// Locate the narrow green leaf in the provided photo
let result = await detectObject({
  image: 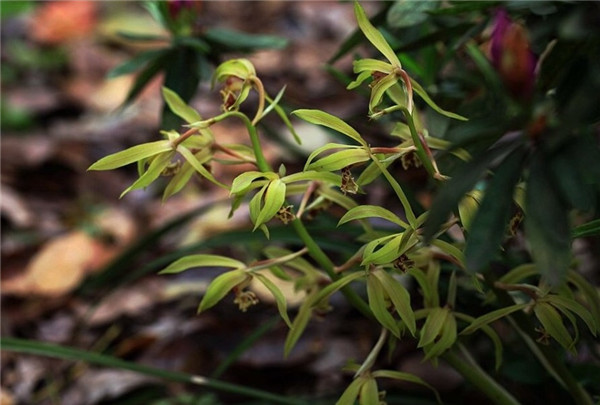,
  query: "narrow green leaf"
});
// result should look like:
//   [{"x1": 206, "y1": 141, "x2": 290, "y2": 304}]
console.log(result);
[
  {"x1": 431, "y1": 239, "x2": 465, "y2": 269},
  {"x1": 88, "y1": 140, "x2": 172, "y2": 170},
  {"x1": 423, "y1": 314, "x2": 457, "y2": 360},
  {"x1": 461, "y1": 303, "x2": 528, "y2": 335},
  {"x1": 308, "y1": 148, "x2": 370, "y2": 172},
  {"x1": 369, "y1": 73, "x2": 400, "y2": 114},
  {"x1": 335, "y1": 377, "x2": 364, "y2": 405},
  {"x1": 362, "y1": 234, "x2": 403, "y2": 266},
  {"x1": 372, "y1": 370, "x2": 441, "y2": 403},
  {"x1": 410, "y1": 78, "x2": 468, "y2": 121},
  {"x1": 120, "y1": 151, "x2": 174, "y2": 198},
  {"x1": 204, "y1": 28, "x2": 288, "y2": 51},
  {"x1": 317, "y1": 186, "x2": 360, "y2": 212},
  {"x1": 567, "y1": 272, "x2": 600, "y2": 330},
  {"x1": 162, "y1": 87, "x2": 202, "y2": 124},
  {"x1": 1, "y1": 338, "x2": 310, "y2": 405},
  {"x1": 499, "y1": 263, "x2": 538, "y2": 284},
  {"x1": 284, "y1": 299, "x2": 313, "y2": 357},
  {"x1": 313, "y1": 272, "x2": 365, "y2": 307},
  {"x1": 354, "y1": 2, "x2": 401, "y2": 67},
  {"x1": 339, "y1": 205, "x2": 408, "y2": 228},
  {"x1": 163, "y1": 161, "x2": 195, "y2": 201},
  {"x1": 465, "y1": 147, "x2": 526, "y2": 272},
  {"x1": 198, "y1": 270, "x2": 248, "y2": 313},
  {"x1": 458, "y1": 190, "x2": 482, "y2": 231},
  {"x1": 356, "y1": 157, "x2": 389, "y2": 187},
  {"x1": 260, "y1": 86, "x2": 286, "y2": 120},
  {"x1": 353, "y1": 58, "x2": 394, "y2": 74},
  {"x1": 454, "y1": 312, "x2": 503, "y2": 370},
  {"x1": 408, "y1": 268, "x2": 436, "y2": 309},
  {"x1": 424, "y1": 142, "x2": 516, "y2": 242},
  {"x1": 281, "y1": 171, "x2": 341, "y2": 186},
  {"x1": 367, "y1": 275, "x2": 401, "y2": 337},
  {"x1": 525, "y1": 151, "x2": 571, "y2": 286},
  {"x1": 304, "y1": 143, "x2": 359, "y2": 171},
  {"x1": 230, "y1": 171, "x2": 272, "y2": 194},
  {"x1": 249, "y1": 186, "x2": 266, "y2": 228},
  {"x1": 418, "y1": 307, "x2": 449, "y2": 348},
  {"x1": 159, "y1": 254, "x2": 245, "y2": 275},
  {"x1": 265, "y1": 93, "x2": 302, "y2": 145},
  {"x1": 254, "y1": 179, "x2": 286, "y2": 230},
  {"x1": 359, "y1": 377, "x2": 379, "y2": 405},
  {"x1": 572, "y1": 219, "x2": 600, "y2": 239},
  {"x1": 253, "y1": 272, "x2": 292, "y2": 328},
  {"x1": 387, "y1": 0, "x2": 437, "y2": 28},
  {"x1": 534, "y1": 302, "x2": 575, "y2": 353},
  {"x1": 107, "y1": 49, "x2": 167, "y2": 78},
  {"x1": 373, "y1": 270, "x2": 416, "y2": 336},
  {"x1": 177, "y1": 146, "x2": 228, "y2": 189},
  {"x1": 347, "y1": 70, "x2": 373, "y2": 90},
  {"x1": 545, "y1": 295, "x2": 597, "y2": 336},
  {"x1": 293, "y1": 109, "x2": 367, "y2": 147},
  {"x1": 123, "y1": 50, "x2": 170, "y2": 105}
]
